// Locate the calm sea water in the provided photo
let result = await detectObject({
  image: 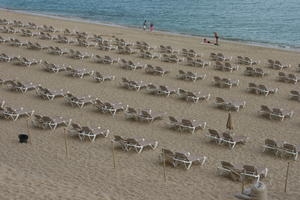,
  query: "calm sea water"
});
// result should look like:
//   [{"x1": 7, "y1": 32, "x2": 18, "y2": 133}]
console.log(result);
[{"x1": 0, "y1": 0, "x2": 300, "y2": 50}]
